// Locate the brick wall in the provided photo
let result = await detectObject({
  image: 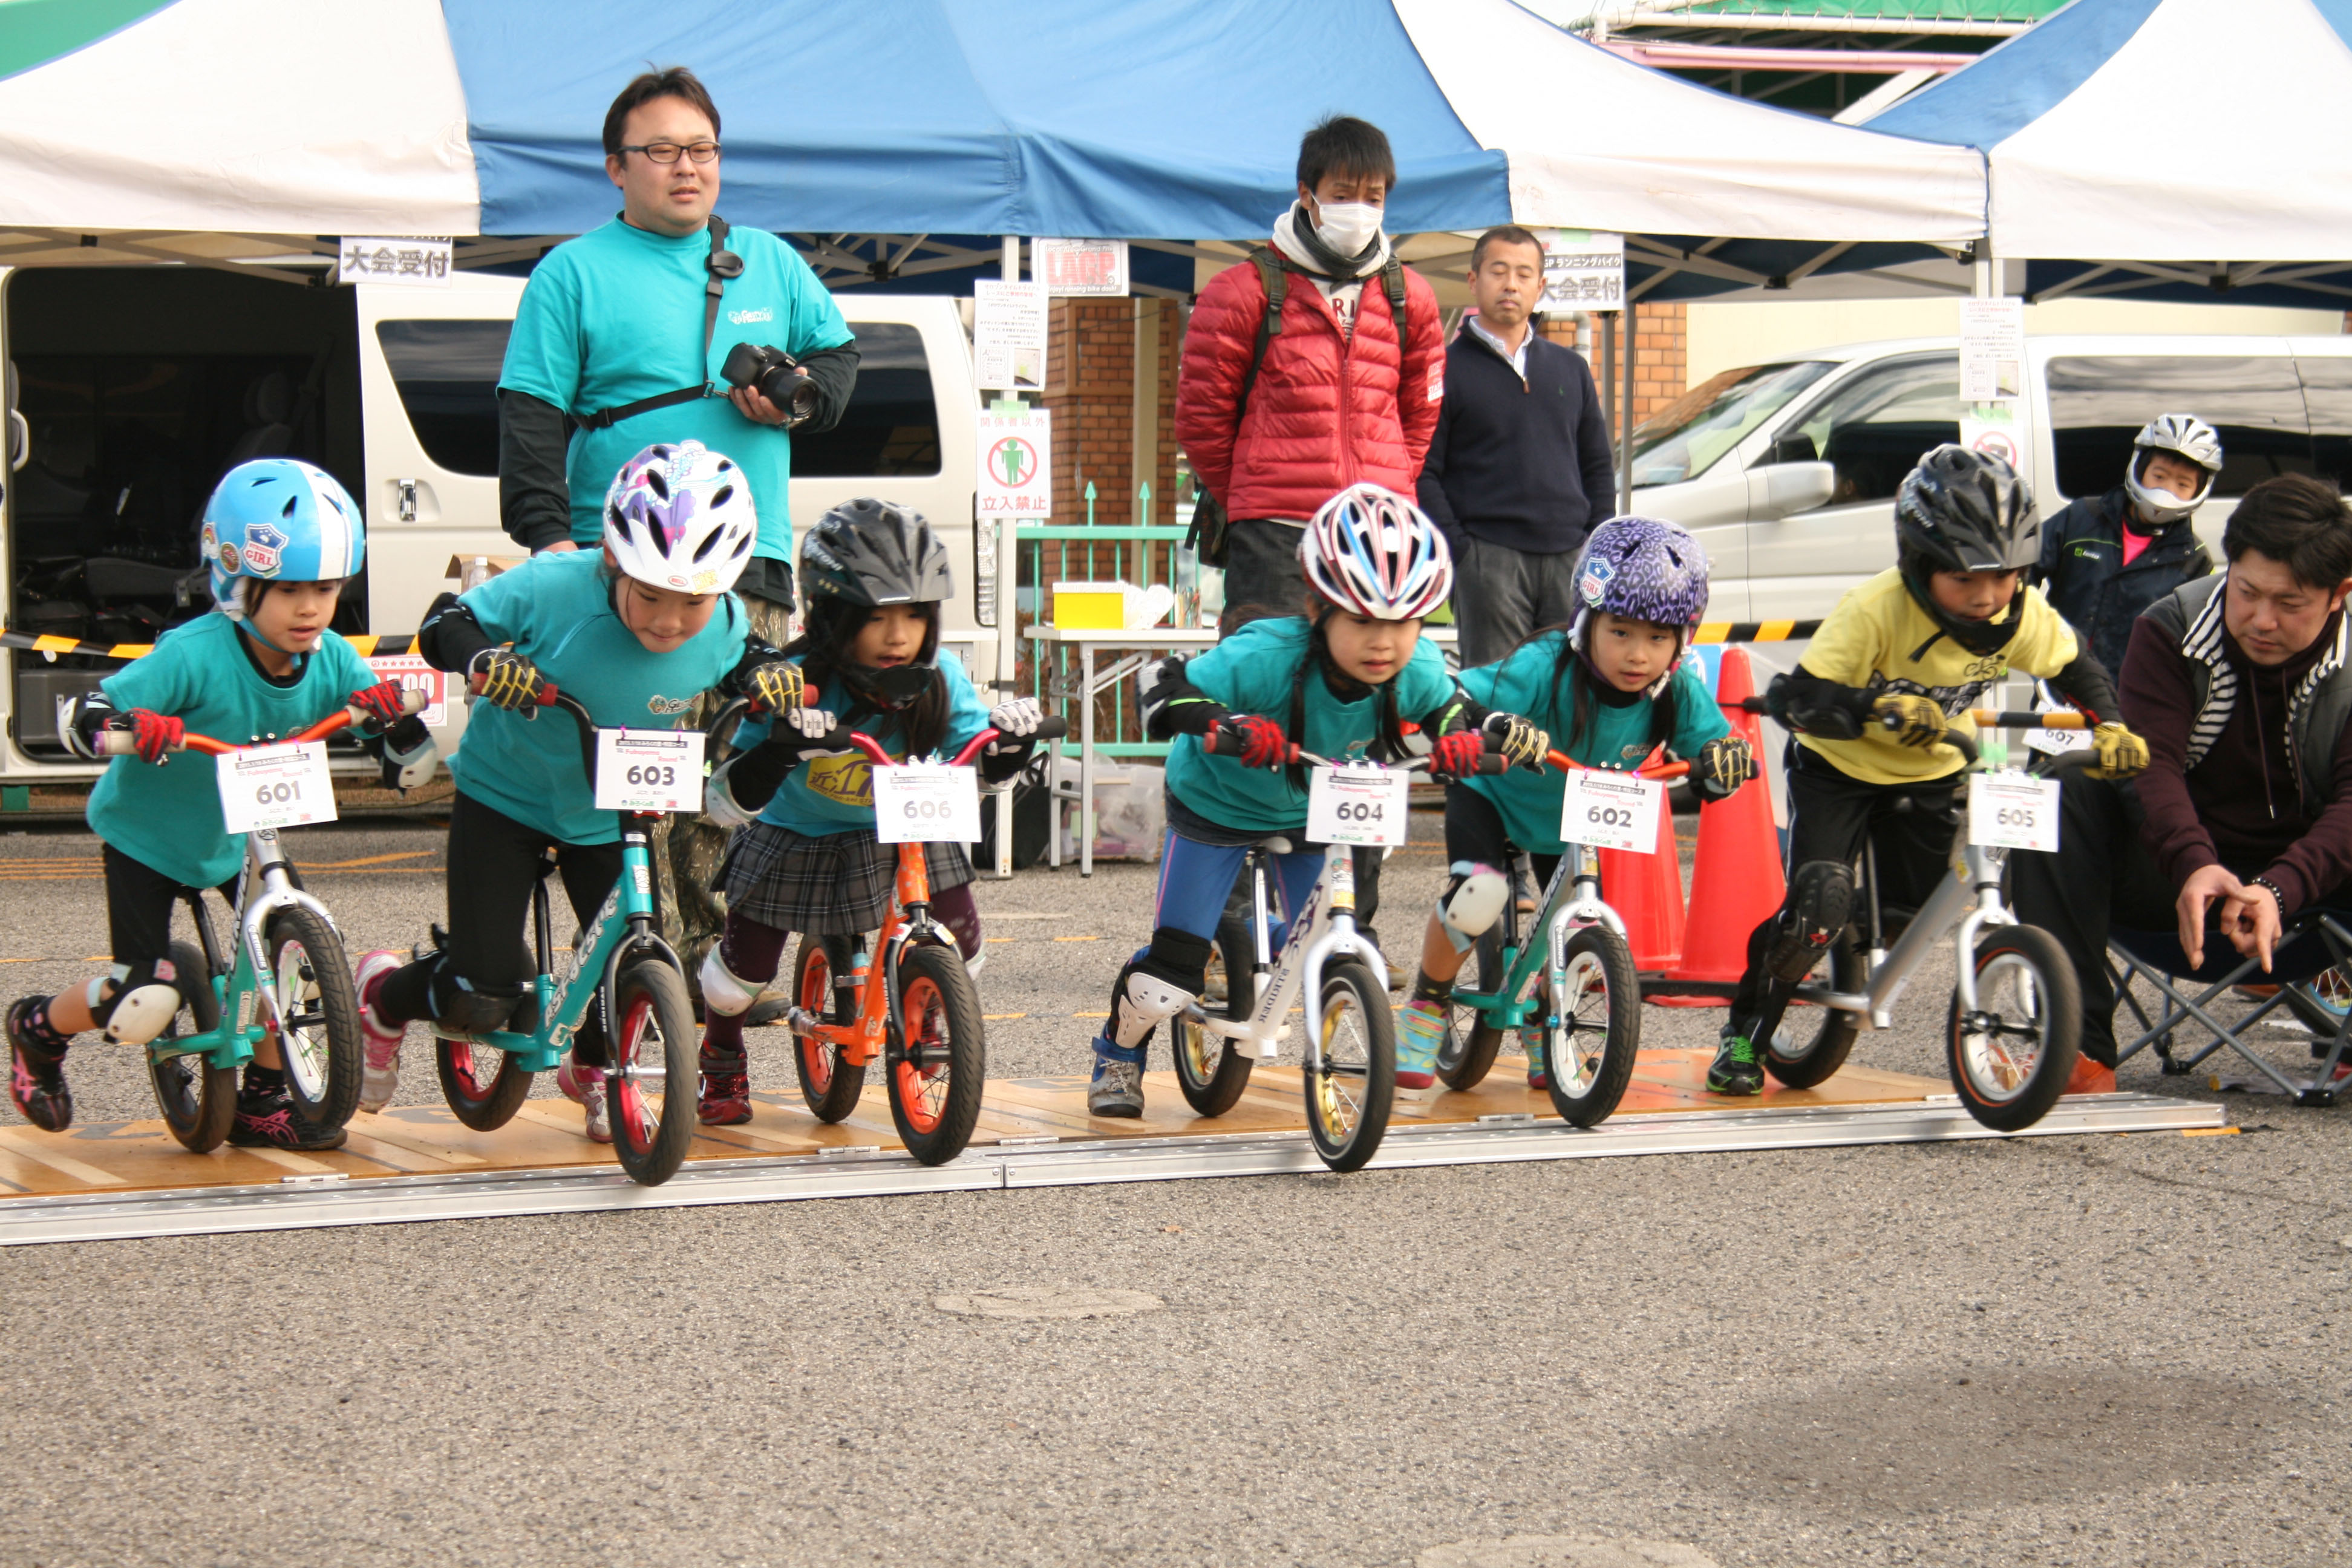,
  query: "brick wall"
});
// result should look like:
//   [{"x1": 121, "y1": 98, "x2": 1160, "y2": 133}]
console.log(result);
[
  {"x1": 1037, "y1": 298, "x2": 1180, "y2": 526},
  {"x1": 1532, "y1": 301, "x2": 1687, "y2": 427}
]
